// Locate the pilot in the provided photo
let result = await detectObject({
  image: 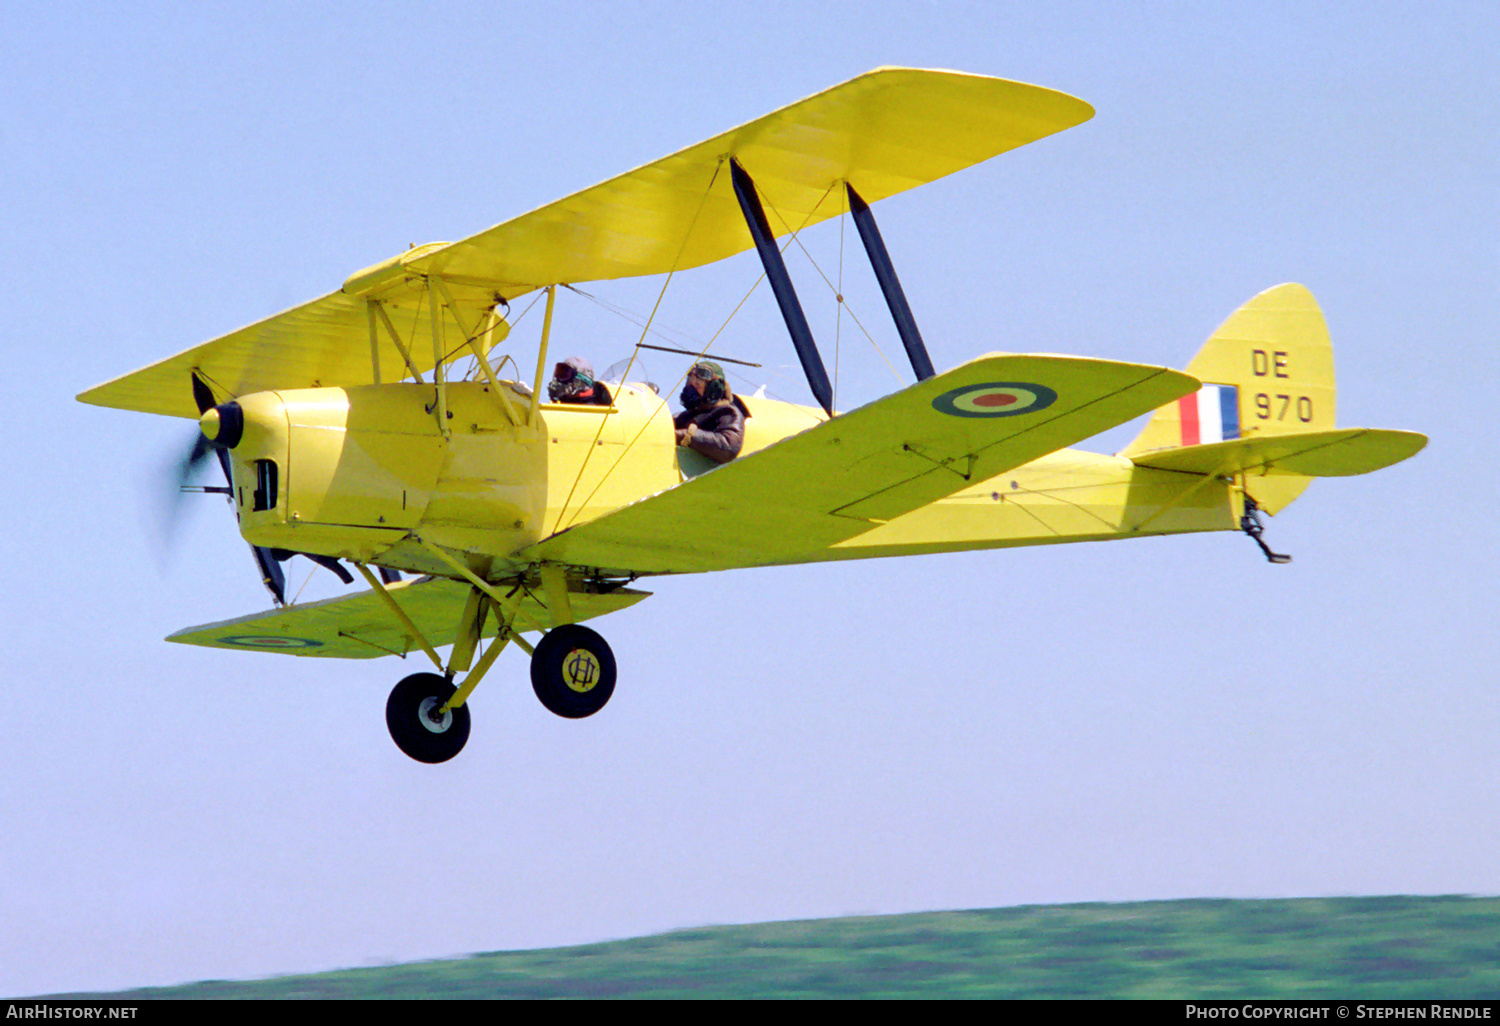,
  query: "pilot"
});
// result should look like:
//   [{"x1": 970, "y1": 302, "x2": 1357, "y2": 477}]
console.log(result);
[
  {"x1": 674, "y1": 360, "x2": 749, "y2": 464},
  {"x1": 546, "y1": 357, "x2": 612, "y2": 405}
]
